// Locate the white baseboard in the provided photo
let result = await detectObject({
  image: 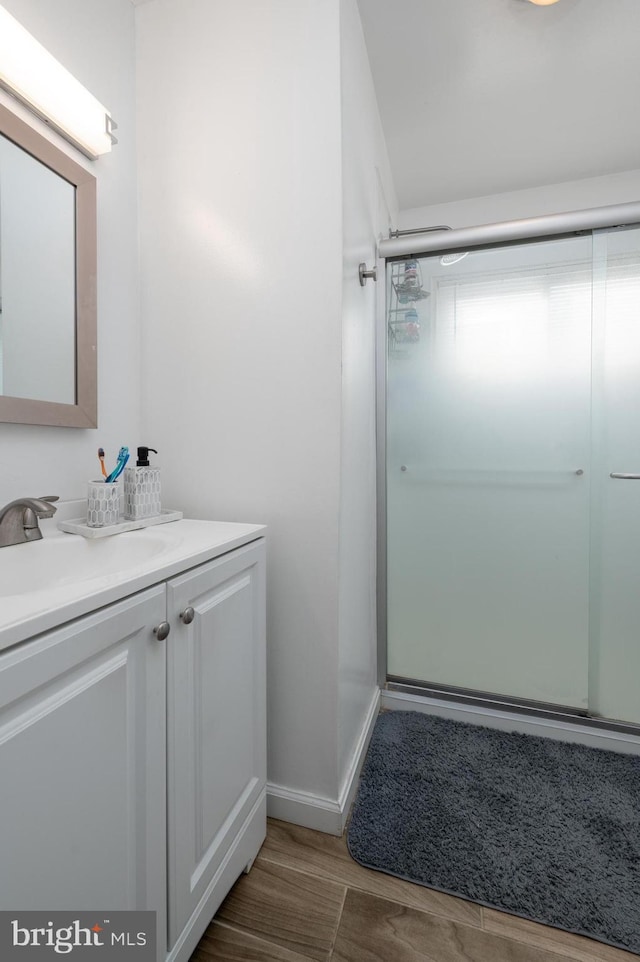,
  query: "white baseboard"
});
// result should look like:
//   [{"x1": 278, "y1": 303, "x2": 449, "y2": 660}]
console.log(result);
[
  {"x1": 337, "y1": 687, "x2": 381, "y2": 832},
  {"x1": 382, "y1": 689, "x2": 640, "y2": 755},
  {"x1": 266, "y1": 783, "x2": 343, "y2": 835},
  {"x1": 267, "y1": 687, "x2": 381, "y2": 836}
]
